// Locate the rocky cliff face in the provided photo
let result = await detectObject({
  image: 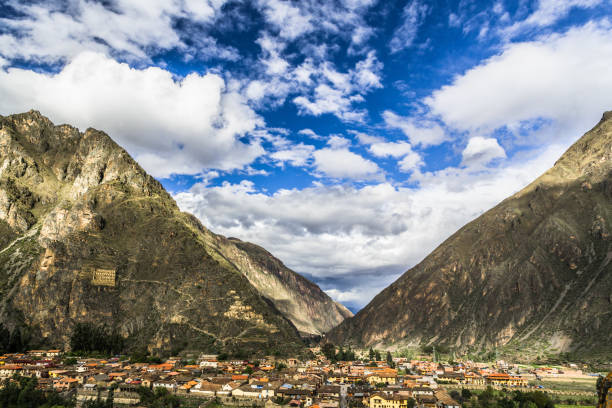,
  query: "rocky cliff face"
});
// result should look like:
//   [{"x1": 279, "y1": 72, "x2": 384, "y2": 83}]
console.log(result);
[
  {"x1": 328, "y1": 112, "x2": 612, "y2": 360},
  {"x1": 0, "y1": 111, "x2": 348, "y2": 355}
]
